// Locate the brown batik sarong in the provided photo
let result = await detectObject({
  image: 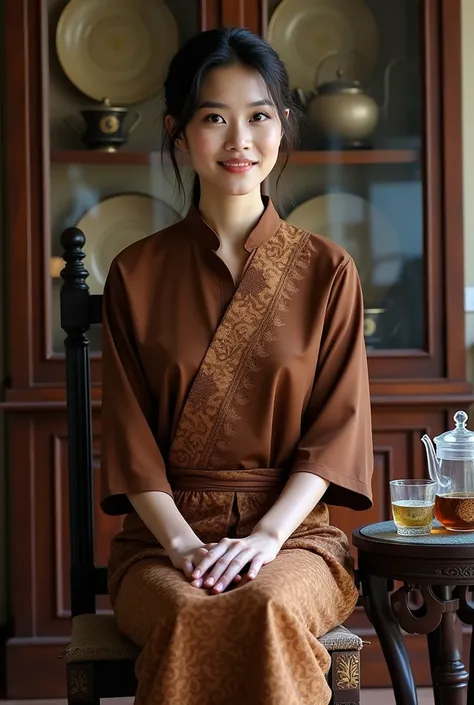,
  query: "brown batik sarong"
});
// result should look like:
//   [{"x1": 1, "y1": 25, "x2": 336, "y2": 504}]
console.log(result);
[{"x1": 108, "y1": 223, "x2": 360, "y2": 705}]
